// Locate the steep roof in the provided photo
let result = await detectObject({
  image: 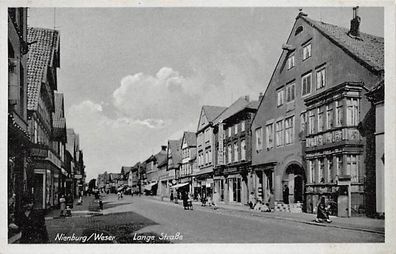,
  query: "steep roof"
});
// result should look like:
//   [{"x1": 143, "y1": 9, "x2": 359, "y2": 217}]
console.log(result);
[
  {"x1": 214, "y1": 96, "x2": 259, "y2": 124},
  {"x1": 202, "y1": 105, "x2": 227, "y2": 122},
  {"x1": 27, "y1": 27, "x2": 60, "y2": 111},
  {"x1": 121, "y1": 166, "x2": 133, "y2": 174},
  {"x1": 168, "y1": 139, "x2": 182, "y2": 168},
  {"x1": 155, "y1": 150, "x2": 168, "y2": 167},
  {"x1": 183, "y1": 132, "x2": 197, "y2": 147},
  {"x1": 301, "y1": 16, "x2": 384, "y2": 72}
]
